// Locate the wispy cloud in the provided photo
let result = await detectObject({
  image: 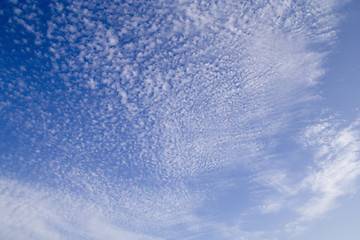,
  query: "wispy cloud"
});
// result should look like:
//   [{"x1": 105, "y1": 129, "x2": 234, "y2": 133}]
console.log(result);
[
  {"x1": 0, "y1": 178, "x2": 164, "y2": 240},
  {"x1": 249, "y1": 117, "x2": 360, "y2": 237},
  {"x1": 295, "y1": 118, "x2": 360, "y2": 221}
]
